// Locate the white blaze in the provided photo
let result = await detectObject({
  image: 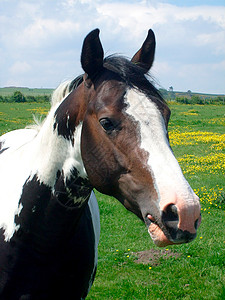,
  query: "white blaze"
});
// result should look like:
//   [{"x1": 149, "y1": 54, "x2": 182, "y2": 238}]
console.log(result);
[{"x1": 125, "y1": 88, "x2": 195, "y2": 209}]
